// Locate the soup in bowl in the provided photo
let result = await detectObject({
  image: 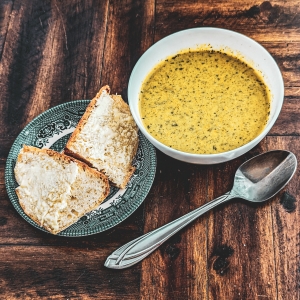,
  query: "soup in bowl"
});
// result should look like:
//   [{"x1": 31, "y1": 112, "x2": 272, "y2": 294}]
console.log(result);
[{"x1": 128, "y1": 28, "x2": 284, "y2": 164}]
